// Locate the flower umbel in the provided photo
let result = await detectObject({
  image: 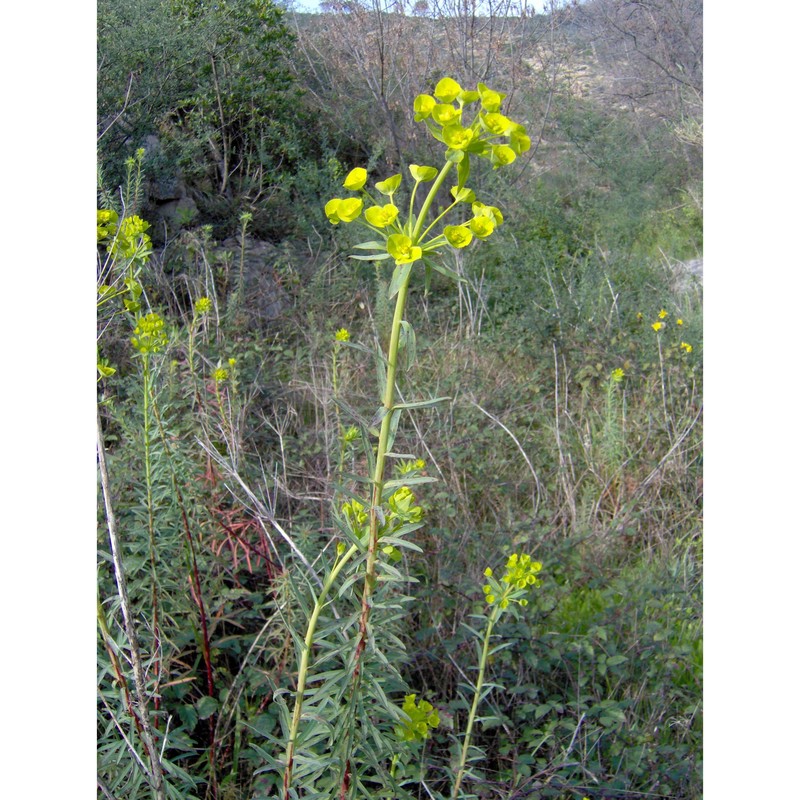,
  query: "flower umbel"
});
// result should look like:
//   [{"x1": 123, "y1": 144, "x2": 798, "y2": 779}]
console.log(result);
[
  {"x1": 325, "y1": 77, "x2": 526, "y2": 267},
  {"x1": 395, "y1": 694, "x2": 440, "y2": 743},
  {"x1": 194, "y1": 296, "x2": 212, "y2": 316},
  {"x1": 131, "y1": 313, "x2": 168, "y2": 355},
  {"x1": 482, "y1": 553, "x2": 542, "y2": 609}
]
